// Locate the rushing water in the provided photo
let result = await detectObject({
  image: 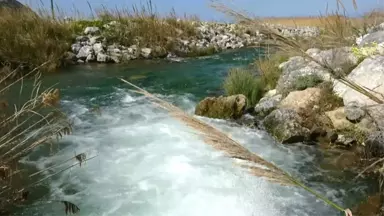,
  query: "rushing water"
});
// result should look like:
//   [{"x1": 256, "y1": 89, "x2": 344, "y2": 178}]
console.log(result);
[{"x1": 16, "y1": 48, "x2": 376, "y2": 216}]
